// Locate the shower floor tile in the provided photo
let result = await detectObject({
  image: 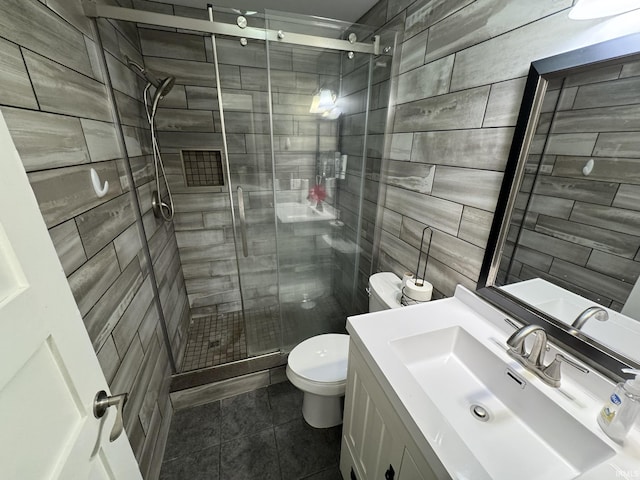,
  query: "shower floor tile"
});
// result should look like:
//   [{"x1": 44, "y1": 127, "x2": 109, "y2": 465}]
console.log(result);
[
  {"x1": 179, "y1": 296, "x2": 348, "y2": 372},
  {"x1": 180, "y1": 311, "x2": 247, "y2": 372},
  {"x1": 245, "y1": 305, "x2": 281, "y2": 356}
]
